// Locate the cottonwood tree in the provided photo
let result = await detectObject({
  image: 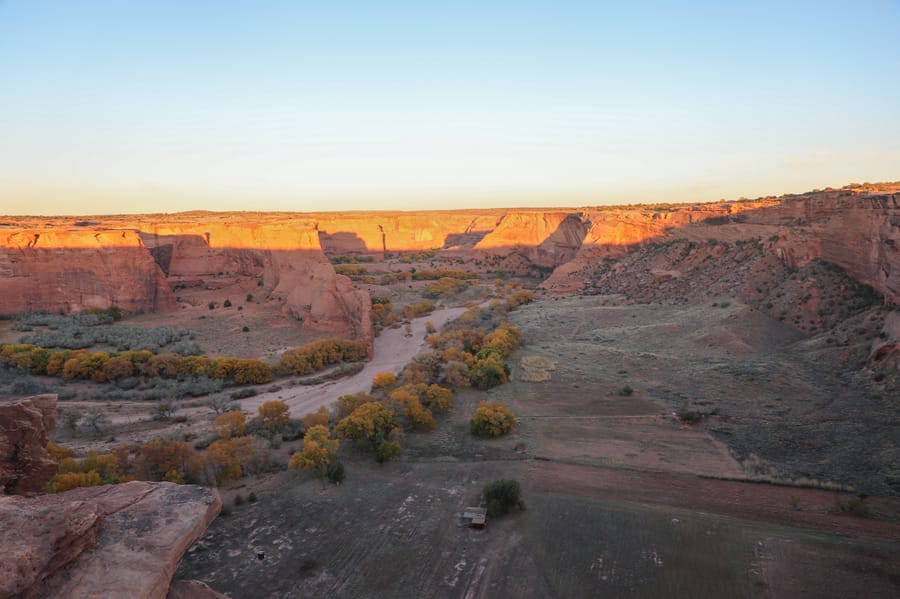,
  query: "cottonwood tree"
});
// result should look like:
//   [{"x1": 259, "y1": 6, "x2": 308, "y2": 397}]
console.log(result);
[
  {"x1": 335, "y1": 402, "x2": 401, "y2": 463},
  {"x1": 258, "y1": 400, "x2": 290, "y2": 433},
  {"x1": 289, "y1": 425, "x2": 339, "y2": 486},
  {"x1": 469, "y1": 401, "x2": 517, "y2": 437},
  {"x1": 302, "y1": 407, "x2": 329, "y2": 430},
  {"x1": 213, "y1": 410, "x2": 246, "y2": 439}
]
